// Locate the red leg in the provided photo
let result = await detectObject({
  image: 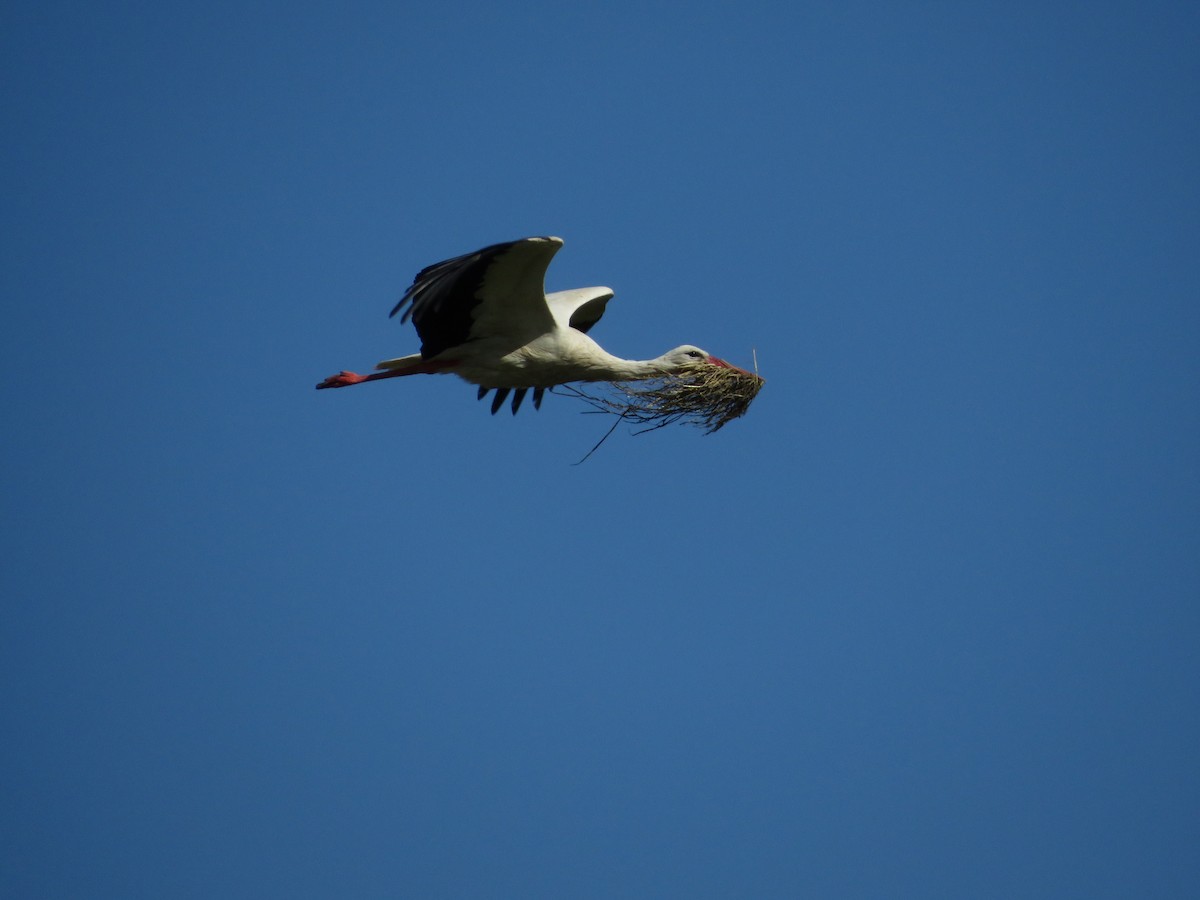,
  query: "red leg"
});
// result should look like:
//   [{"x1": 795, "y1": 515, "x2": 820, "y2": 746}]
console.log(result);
[
  {"x1": 315, "y1": 359, "x2": 456, "y2": 390},
  {"x1": 316, "y1": 370, "x2": 369, "y2": 389}
]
